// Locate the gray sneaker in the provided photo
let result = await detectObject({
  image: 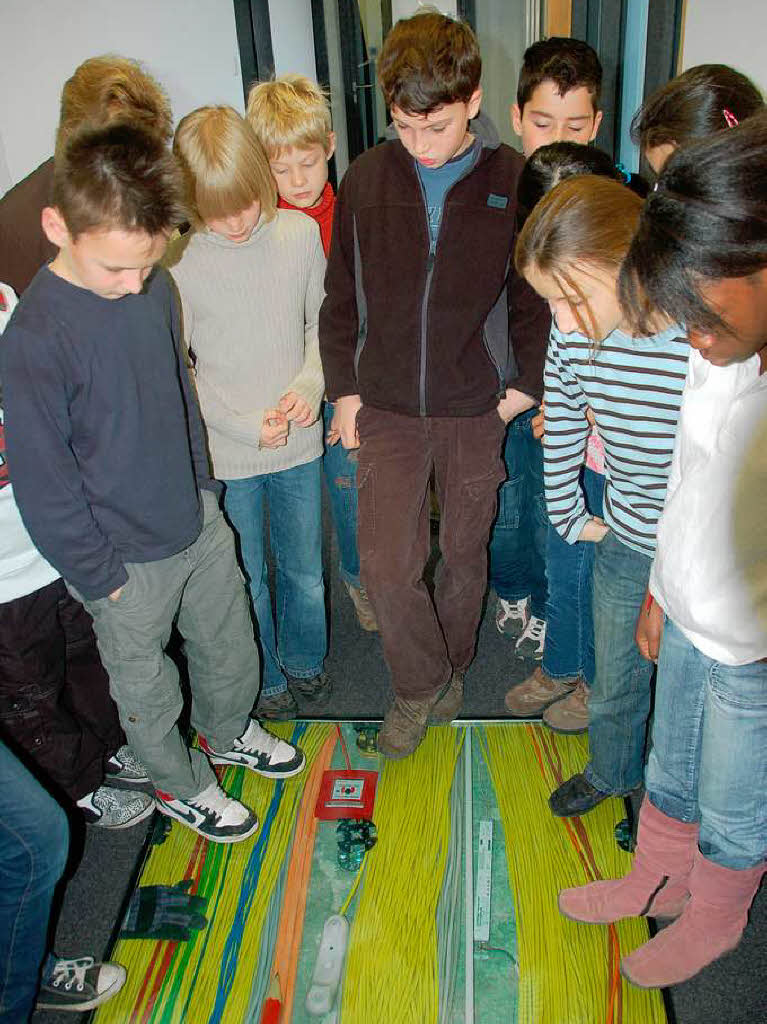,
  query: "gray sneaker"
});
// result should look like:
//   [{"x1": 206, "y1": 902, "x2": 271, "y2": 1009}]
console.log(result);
[
  {"x1": 495, "y1": 595, "x2": 530, "y2": 638},
  {"x1": 77, "y1": 785, "x2": 155, "y2": 829},
  {"x1": 514, "y1": 615, "x2": 546, "y2": 660},
  {"x1": 256, "y1": 688, "x2": 299, "y2": 721},
  {"x1": 104, "y1": 744, "x2": 150, "y2": 787},
  {"x1": 36, "y1": 956, "x2": 126, "y2": 1012}
]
